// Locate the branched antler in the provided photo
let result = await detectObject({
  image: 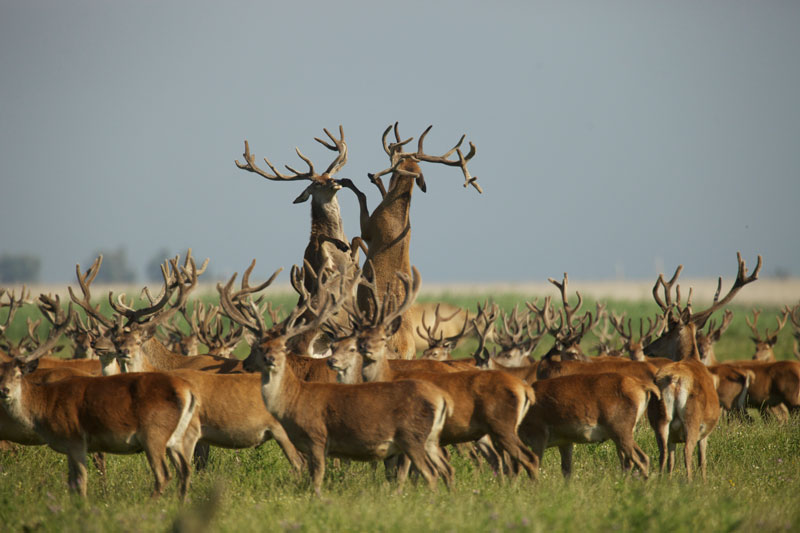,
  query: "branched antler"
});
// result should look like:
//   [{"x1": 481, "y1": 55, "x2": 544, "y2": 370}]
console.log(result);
[
  {"x1": 369, "y1": 123, "x2": 481, "y2": 193},
  {"x1": 235, "y1": 126, "x2": 348, "y2": 183}
]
